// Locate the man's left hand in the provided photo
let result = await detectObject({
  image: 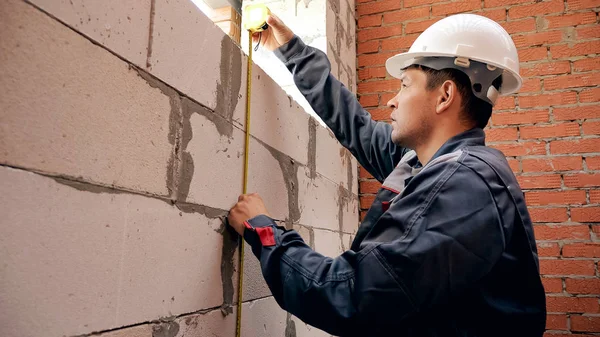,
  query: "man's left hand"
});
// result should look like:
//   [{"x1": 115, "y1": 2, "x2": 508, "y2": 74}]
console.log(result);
[{"x1": 228, "y1": 193, "x2": 271, "y2": 236}]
